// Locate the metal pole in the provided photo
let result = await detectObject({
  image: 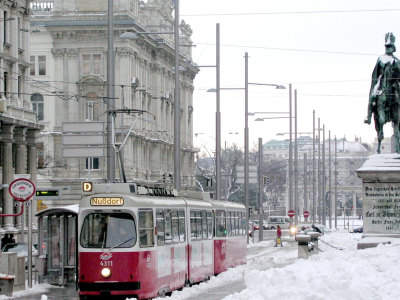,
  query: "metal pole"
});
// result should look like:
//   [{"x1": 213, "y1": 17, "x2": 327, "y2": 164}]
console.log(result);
[
  {"x1": 245, "y1": 52, "x2": 249, "y2": 244},
  {"x1": 107, "y1": 0, "x2": 116, "y2": 182},
  {"x1": 304, "y1": 152, "x2": 308, "y2": 217},
  {"x1": 329, "y1": 130, "x2": 332, "y2": 229},
  {"x1": 174, "y1": 0, "x2": 181, "y2": 191},
  {"x1": 294, "y1": 89, "x2": 298, "y2": 224},
  {"x1": 312, "y1": 111, "x2": 316, "y2": 222},
  {"x1": 258, "y1": 138, "x2": 263, "y2": 242},
  {"x1": 289, "y1": 84, "x2": 293, "y2": 226},
  {"x1": 318, "y1": 118, "x2": 321, "y2": 223},
  {"x1": 120, "y1": 85, "x2": 125, "y2": 182},
  {"x1": 335, "y1": 135, "x2": 338, "y2": 229},
  {"x1": 322, "y1": 124, "x2": 326, "y2": 226},
  {"x1": 216, "y1": 23, "x2": 221, "y2": 200}
]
